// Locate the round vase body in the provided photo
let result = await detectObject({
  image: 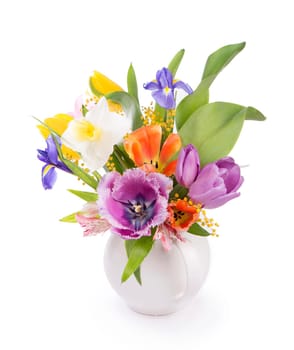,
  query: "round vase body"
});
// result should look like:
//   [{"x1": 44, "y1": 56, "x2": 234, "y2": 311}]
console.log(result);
[{"x1": 103, "y1": 232, "x2": 210, "y2": 316}]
